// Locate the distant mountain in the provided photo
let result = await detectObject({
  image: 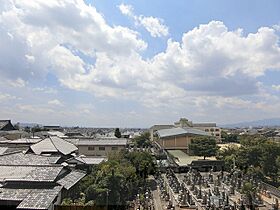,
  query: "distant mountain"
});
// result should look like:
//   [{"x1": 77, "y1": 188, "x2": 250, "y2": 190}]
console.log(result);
[{"x1": 221, "y1": 118, "x2": 280, "y2": 128}]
